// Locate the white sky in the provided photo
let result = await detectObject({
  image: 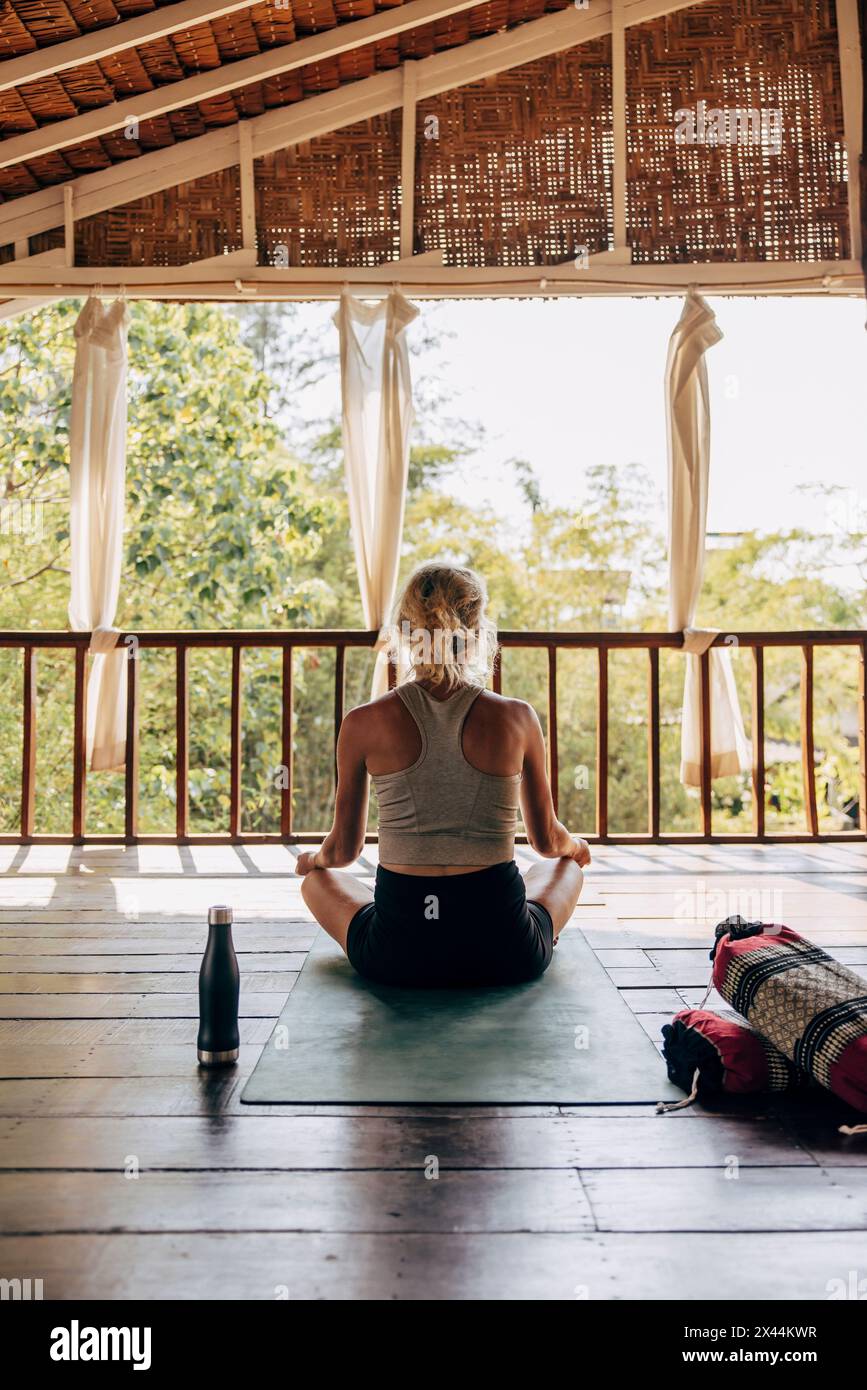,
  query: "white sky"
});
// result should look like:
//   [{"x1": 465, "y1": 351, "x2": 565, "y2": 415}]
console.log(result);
[{"x1": 300, "y1": 293, "x2": 867, "y2": 542}]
